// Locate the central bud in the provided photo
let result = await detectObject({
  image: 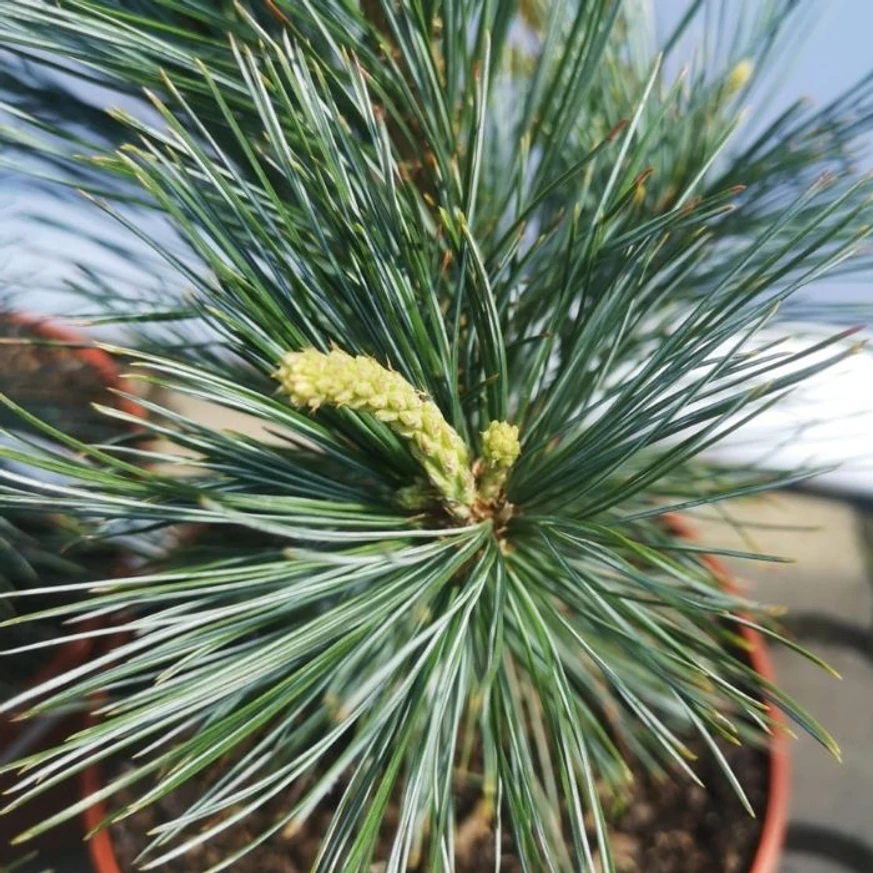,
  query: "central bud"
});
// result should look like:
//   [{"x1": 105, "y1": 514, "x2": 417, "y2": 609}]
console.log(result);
[{"x1": 275, "y1": 347, "x2": 520, "y2": 522}]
